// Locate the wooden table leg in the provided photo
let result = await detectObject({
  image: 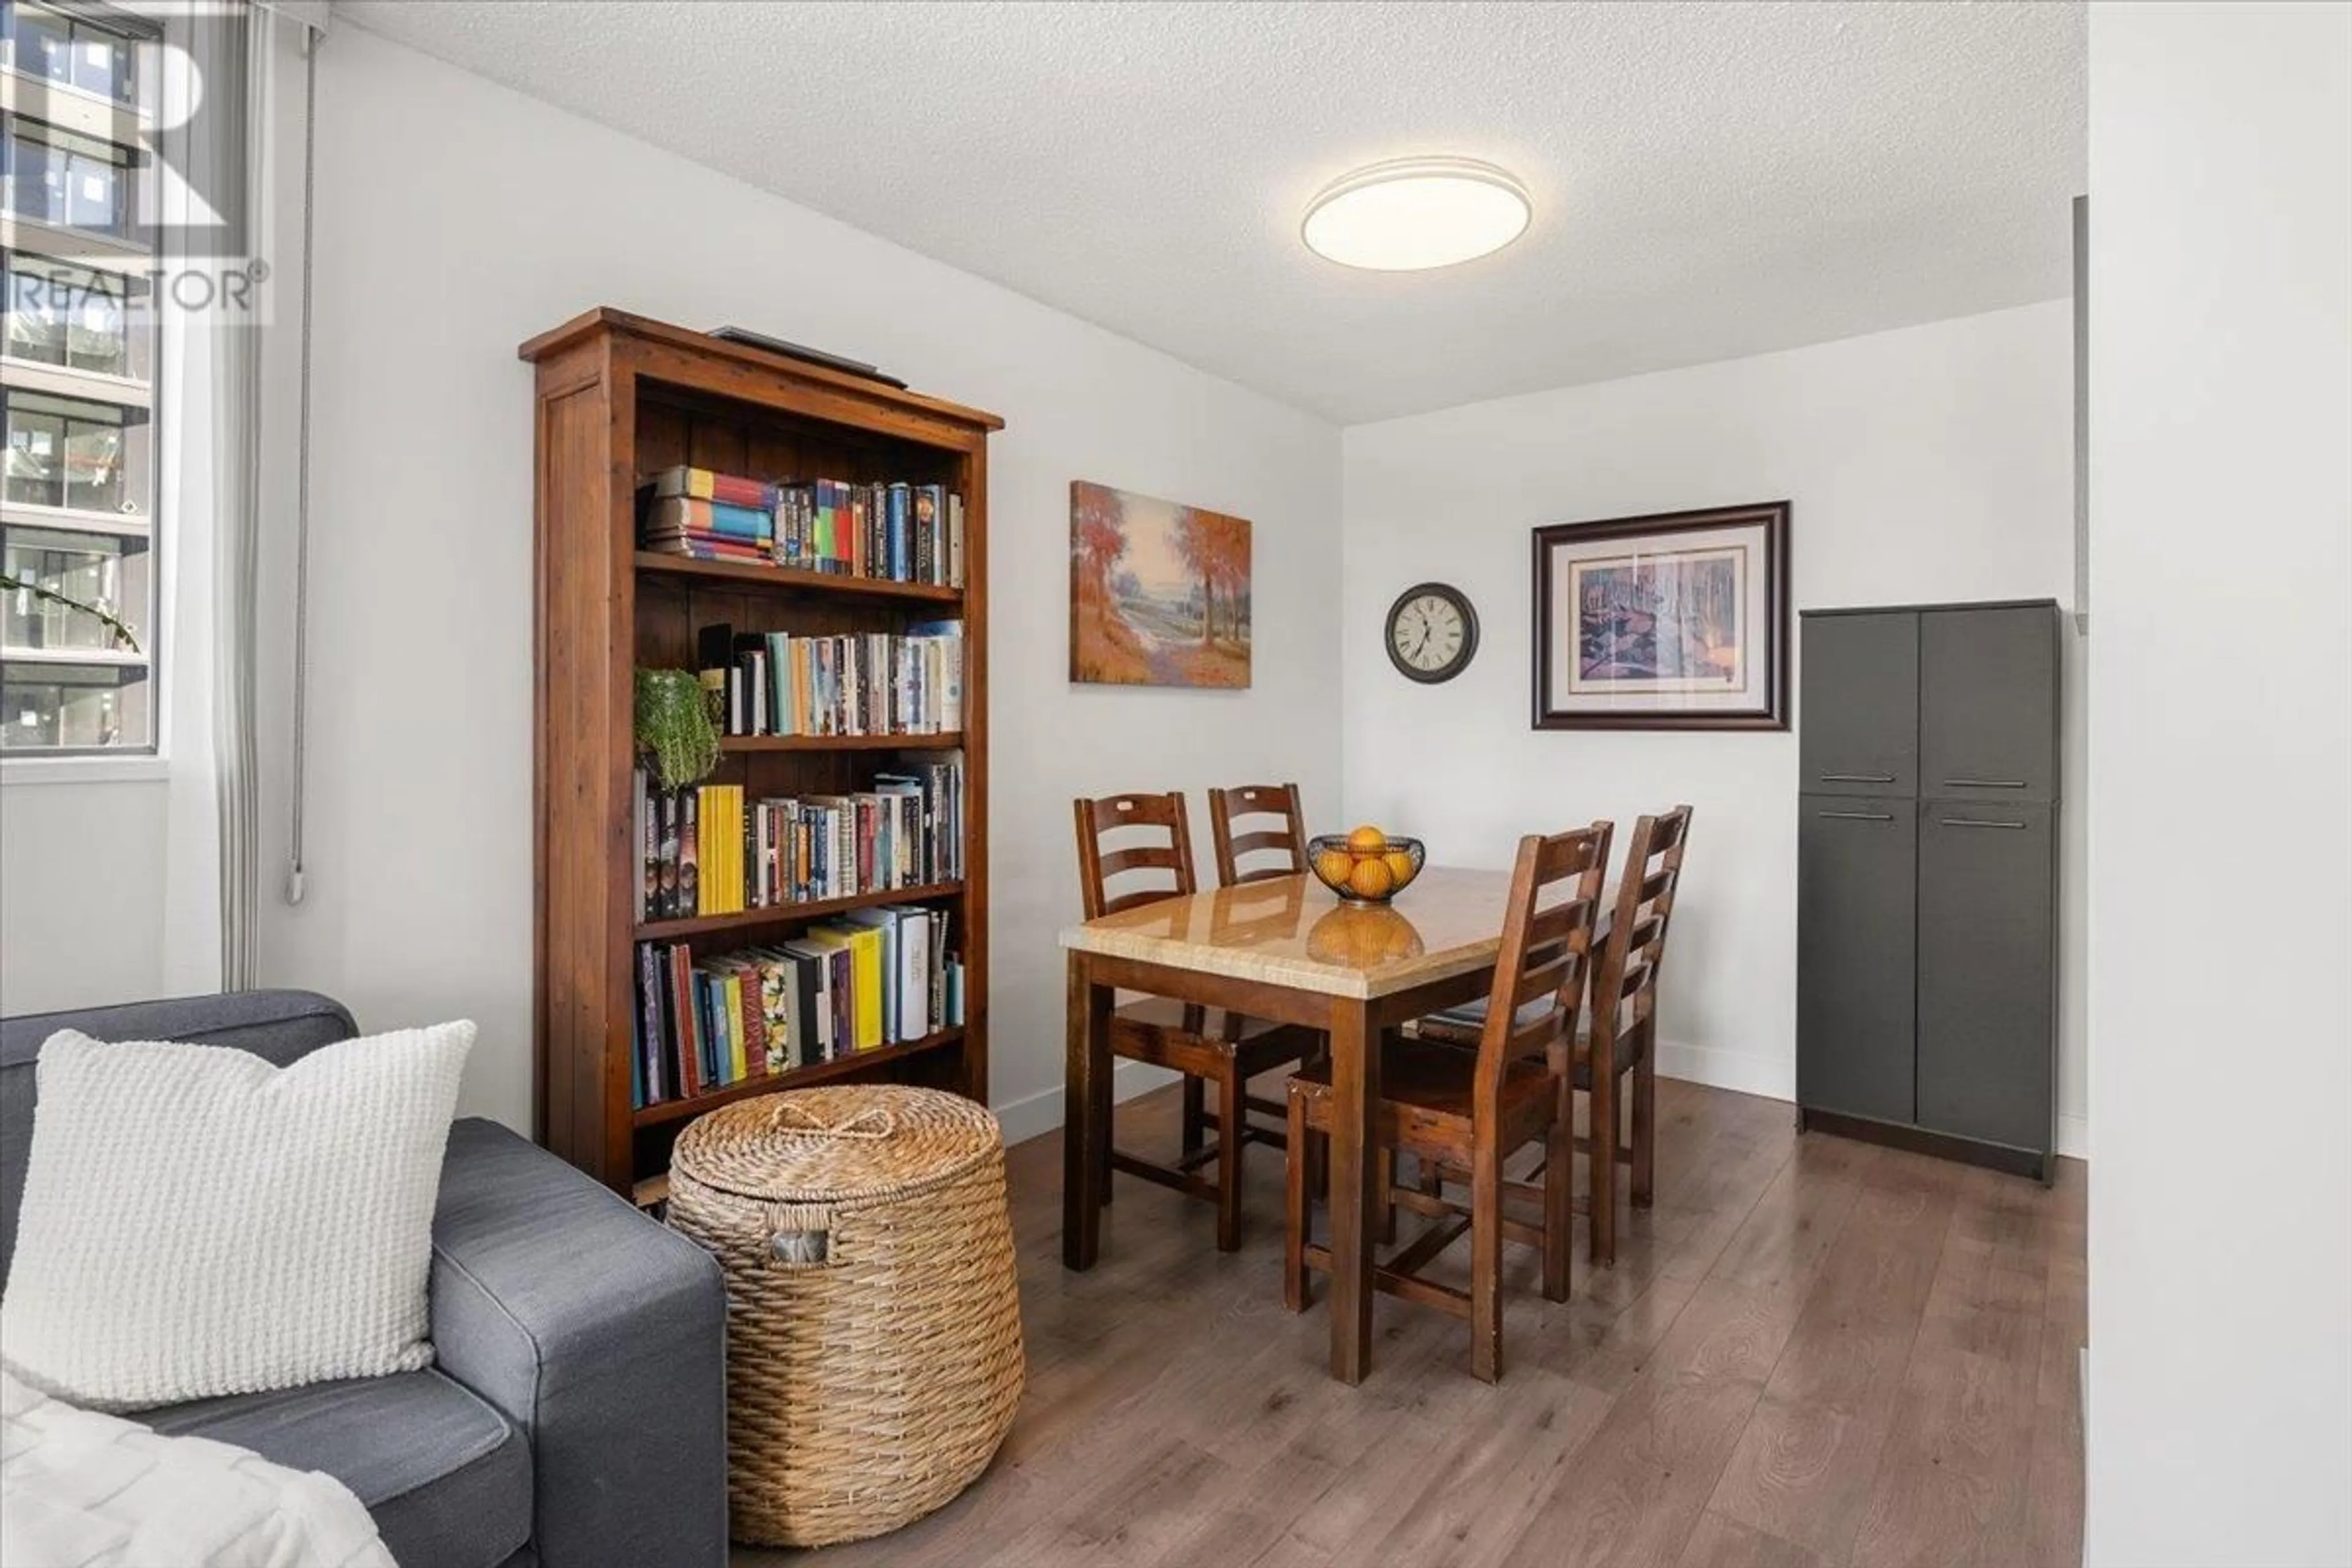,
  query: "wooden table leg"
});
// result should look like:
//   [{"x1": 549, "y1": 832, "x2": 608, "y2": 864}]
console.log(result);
[
  {"x1": 1063, "y1": 951, "x2": 1110, "y2": 1269},
  {"x1": 1325, "y1": 995, "x2": 1378, "y2": 1383}
]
